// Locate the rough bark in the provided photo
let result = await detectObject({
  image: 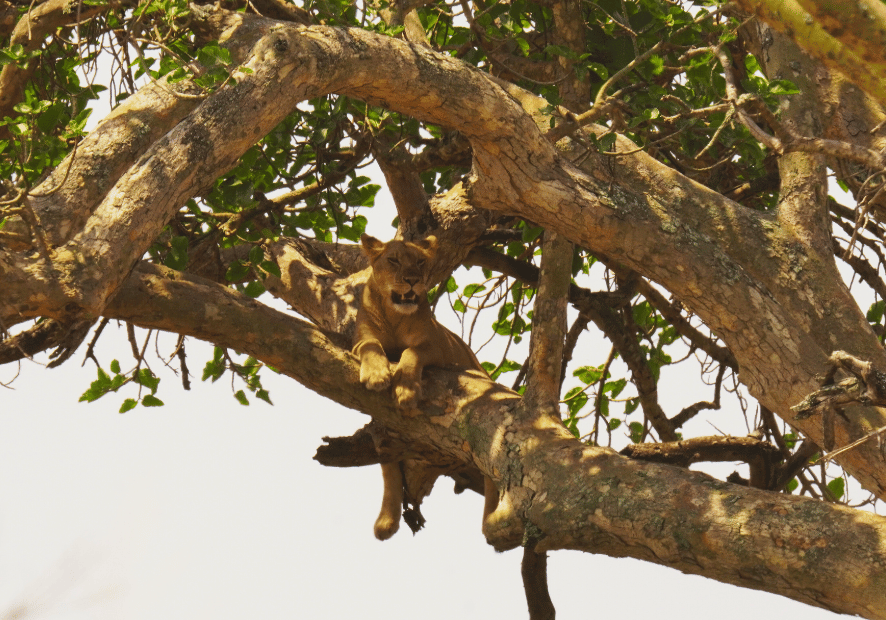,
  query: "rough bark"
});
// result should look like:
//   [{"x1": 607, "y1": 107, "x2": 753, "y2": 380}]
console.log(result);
[
  {"x1": 99, "y1": 261, "x2": 886, "y2": 618},
  {"x1": 3, "y1": 6, "x2": 886, "y2": 617},
  {"x1": 733, "y1": 0, "x2": 886, "y2": 109}
]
